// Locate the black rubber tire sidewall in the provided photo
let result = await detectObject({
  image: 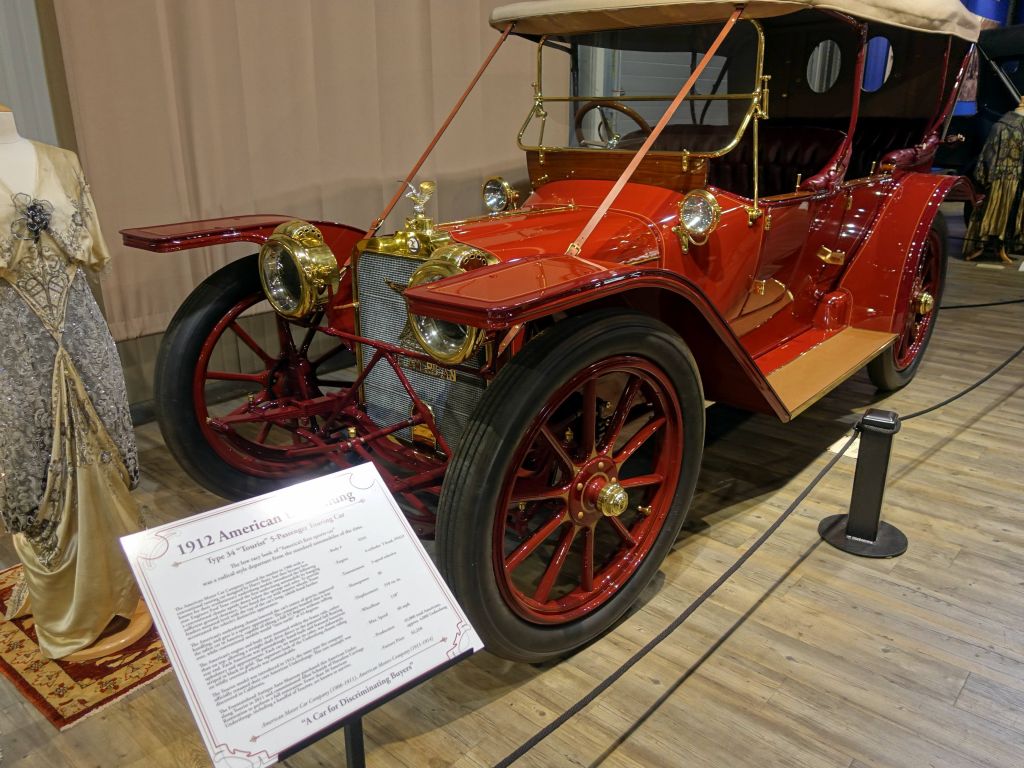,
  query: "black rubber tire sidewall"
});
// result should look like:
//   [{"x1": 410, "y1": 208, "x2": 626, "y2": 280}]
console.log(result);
[
  {"x1": 436, "y1": 310, "x2": 705, "y2": 663},
  {"x1": 155, "y1": 254, "x2": 315, "y2": 500}
]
